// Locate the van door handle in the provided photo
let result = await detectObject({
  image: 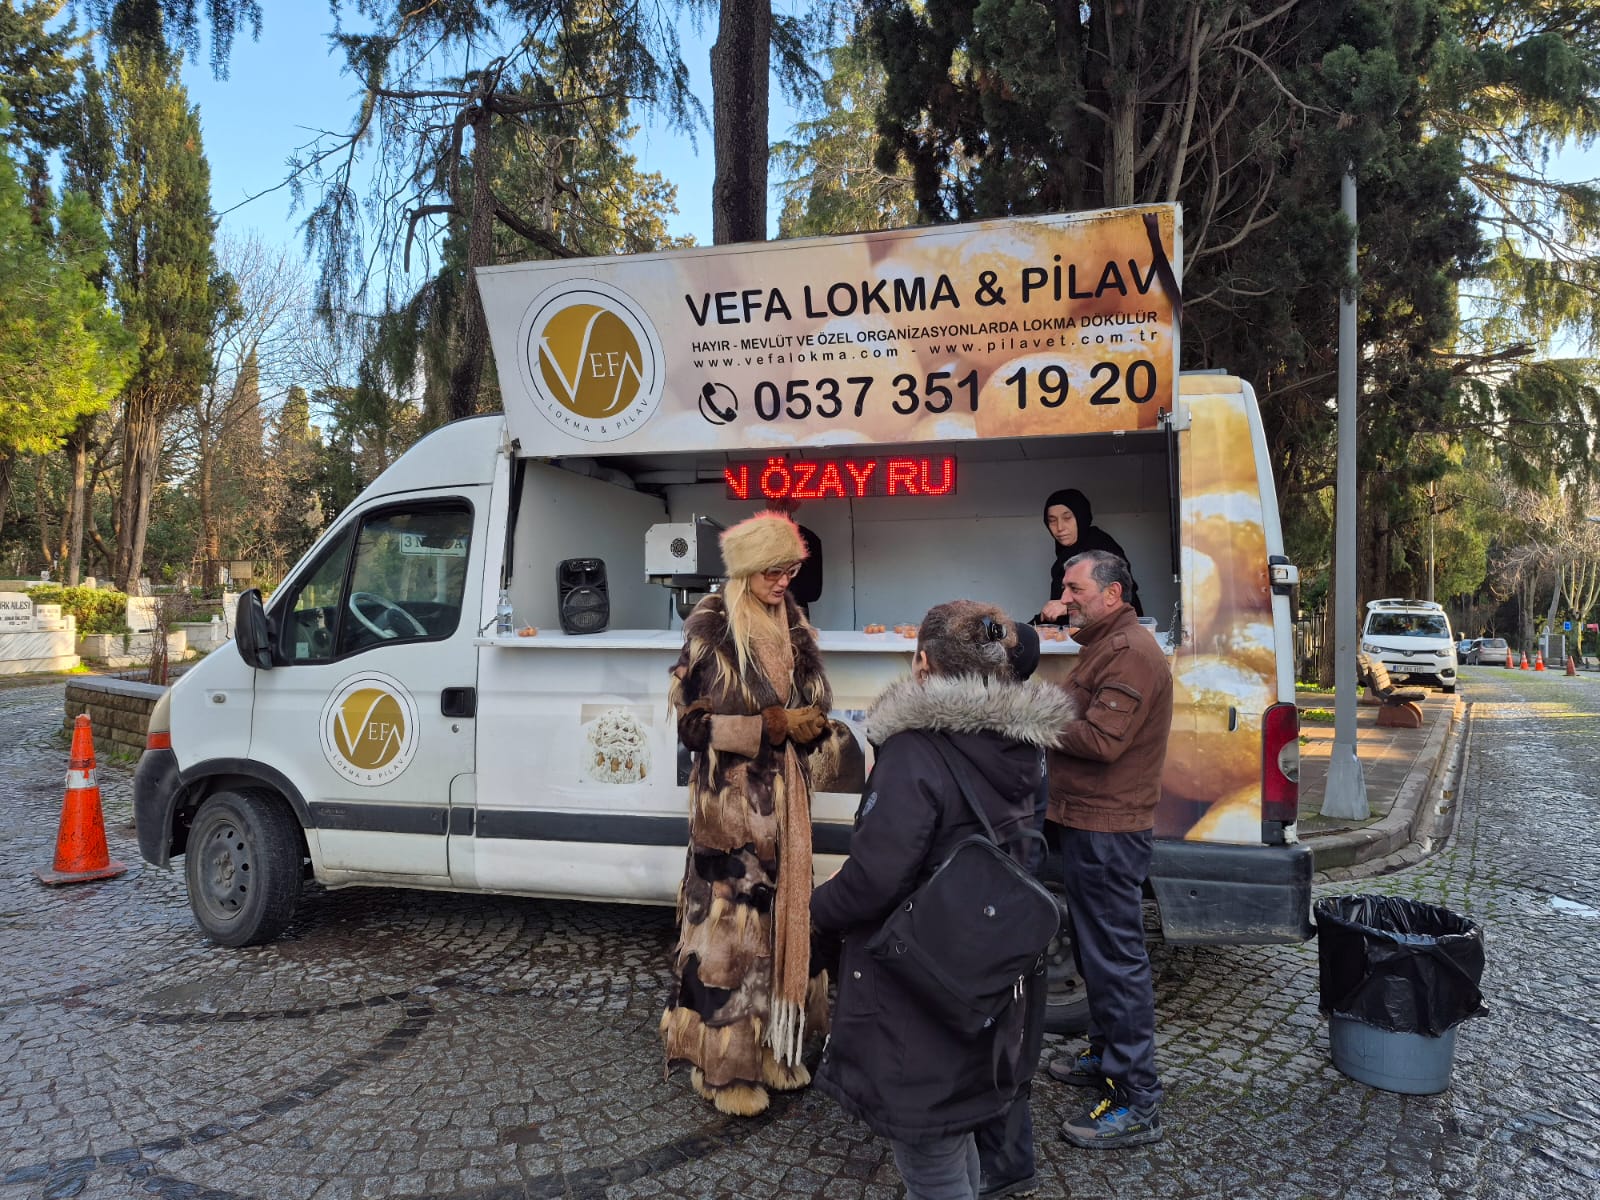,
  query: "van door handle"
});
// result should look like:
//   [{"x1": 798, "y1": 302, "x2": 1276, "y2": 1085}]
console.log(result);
[{"x1": 441, "y1": 687, "x2": 477, "y2": 718}]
